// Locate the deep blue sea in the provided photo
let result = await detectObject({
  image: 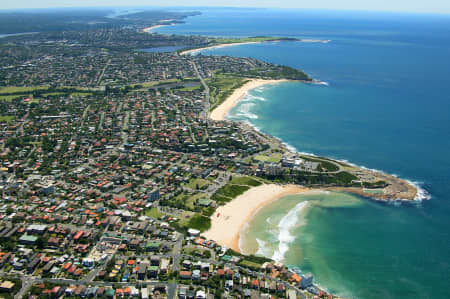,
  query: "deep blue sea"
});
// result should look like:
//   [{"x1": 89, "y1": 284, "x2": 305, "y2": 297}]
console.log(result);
[{"x1": 157, "y1": 9, "x2": 450, "y2": 298}]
